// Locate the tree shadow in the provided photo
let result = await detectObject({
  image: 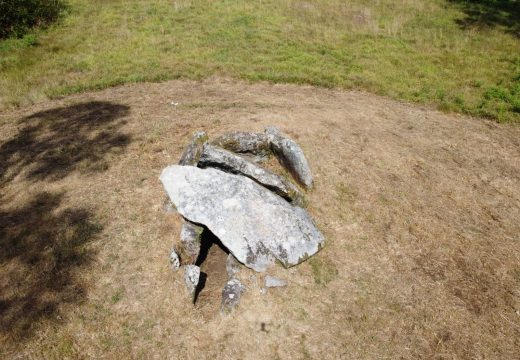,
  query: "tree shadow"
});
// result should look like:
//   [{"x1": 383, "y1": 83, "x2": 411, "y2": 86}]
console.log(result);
[
  {"x1": 449, "y1": 0, "x2": 520, "y2": 37},
  {"x1": 0, "y1": 101, "x2": 131, "y2": 341},
  {"x1": 0, "y1": 191, "x2": 101, "y2": 339},
  {"x1": 0, "y1": 101, "x2": 130, "y2": 186}
]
